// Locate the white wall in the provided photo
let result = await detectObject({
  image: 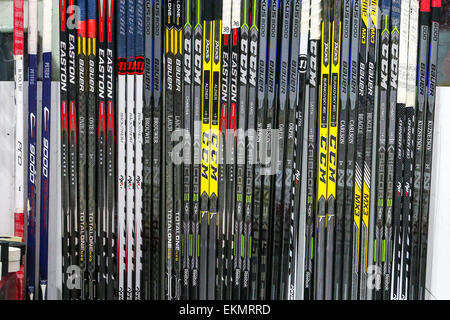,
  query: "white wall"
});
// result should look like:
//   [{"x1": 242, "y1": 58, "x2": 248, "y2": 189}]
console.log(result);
[
  {"x1": 0, "y1": 81, "x2": 61, "y2": 300},
  {"x1": 425, "y1": 87, "x2": 450, "y2": 300}
]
